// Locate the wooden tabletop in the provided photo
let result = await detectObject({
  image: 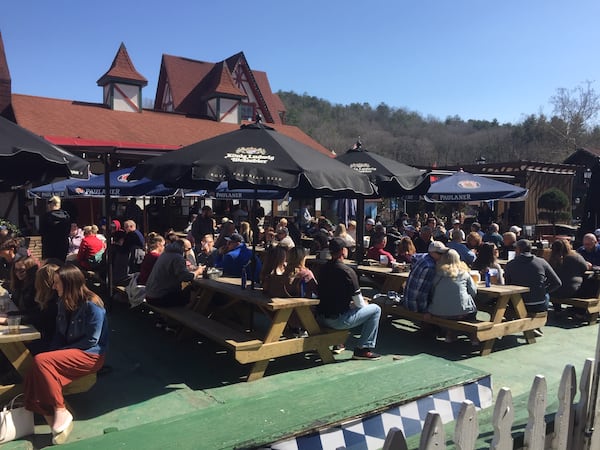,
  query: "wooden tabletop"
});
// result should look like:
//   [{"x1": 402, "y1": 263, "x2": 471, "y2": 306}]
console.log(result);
[
  {"x1": 0, "y1": 324, "x2": 40, "y2": 343},
  {"x1": 192, "y1": 277, "x2": 320, "y2": 310},
  {"x1": 475, "y1": 283, "x2": 529, "y2": 295}
]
